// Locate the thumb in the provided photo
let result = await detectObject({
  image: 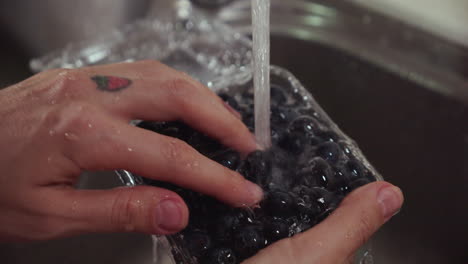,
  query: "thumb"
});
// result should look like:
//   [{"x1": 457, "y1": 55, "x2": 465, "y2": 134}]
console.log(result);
[
  {"x1": 244, "y1": 181, "x2": 403, "y2": 264},
  {"x1": 58, "y1": 186, "x2": 189, "y2": 236},
  {"x1": 294, "y1": 181, "x2": 403, "y2": 263}
]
